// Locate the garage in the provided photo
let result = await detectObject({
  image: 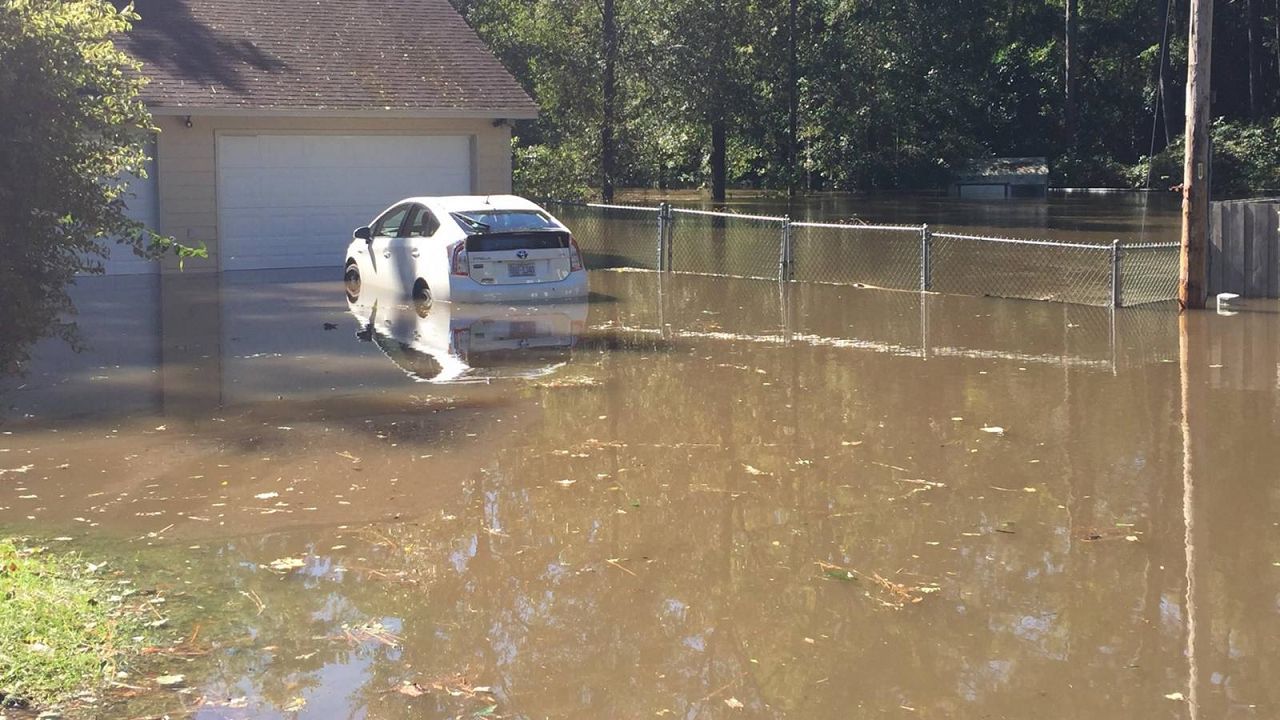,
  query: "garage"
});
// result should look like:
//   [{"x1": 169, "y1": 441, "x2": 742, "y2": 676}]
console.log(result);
[
  {"x1": 216, "y1": 134, "x2": 473, "y2": 271},
  {"x1": 100, "y1": 151, "x2": 160, "y2": 275}
]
